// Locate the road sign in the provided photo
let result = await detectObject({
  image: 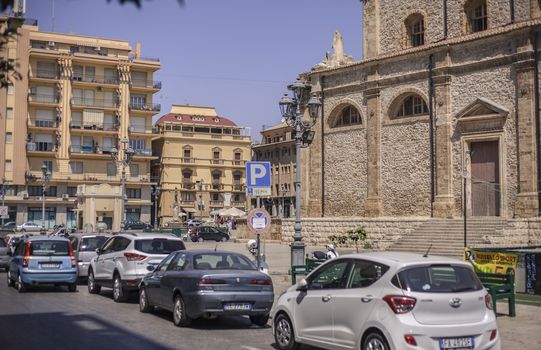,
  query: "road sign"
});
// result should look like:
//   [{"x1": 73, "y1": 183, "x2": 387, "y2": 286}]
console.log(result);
[
  {"x1": 246, "y1": 161, "x2": 271, "y2": 197},
  {"x1": 0, "y1": 206, "x2": 8, "y2": 219},
  {"x1": 246, "y1": 208, "x2": 271, "y2": 235}
]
